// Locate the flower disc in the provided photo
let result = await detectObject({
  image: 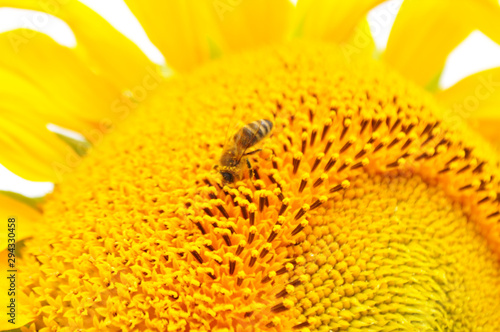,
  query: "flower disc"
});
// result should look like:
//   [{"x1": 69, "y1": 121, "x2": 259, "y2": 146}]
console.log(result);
[{"x1": 19, "y1": 42, "x2": 500, "y2": 331}]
